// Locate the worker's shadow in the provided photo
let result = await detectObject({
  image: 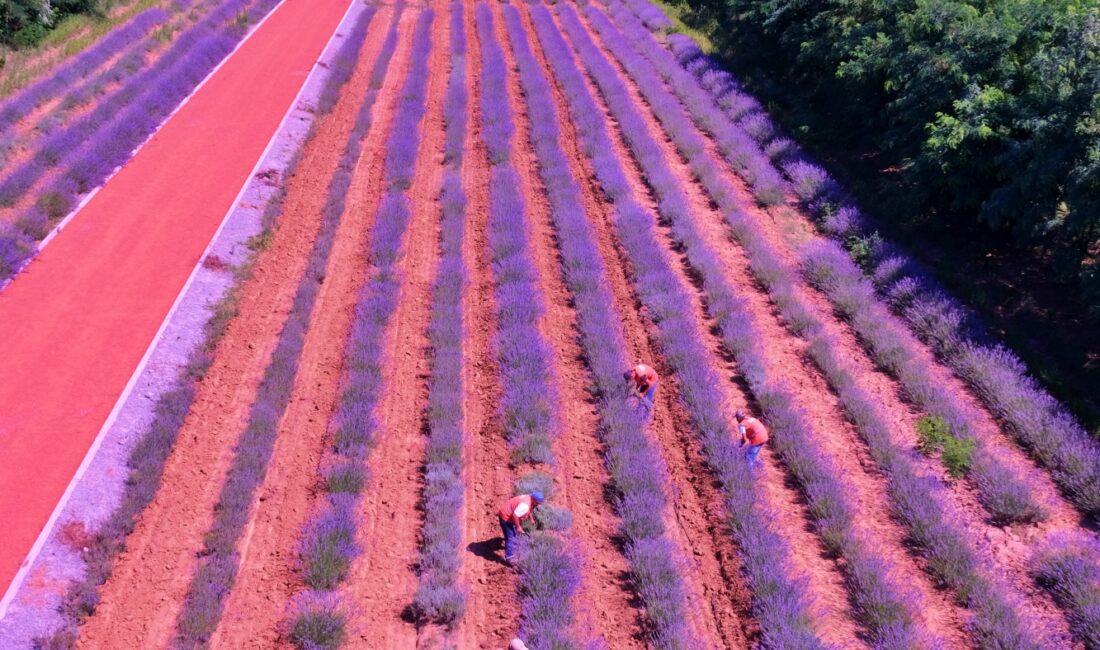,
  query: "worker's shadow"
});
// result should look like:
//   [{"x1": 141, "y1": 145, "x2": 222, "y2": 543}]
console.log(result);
[{"x1": 467, "y1": 537, "x2": 510, "y2": 566}]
